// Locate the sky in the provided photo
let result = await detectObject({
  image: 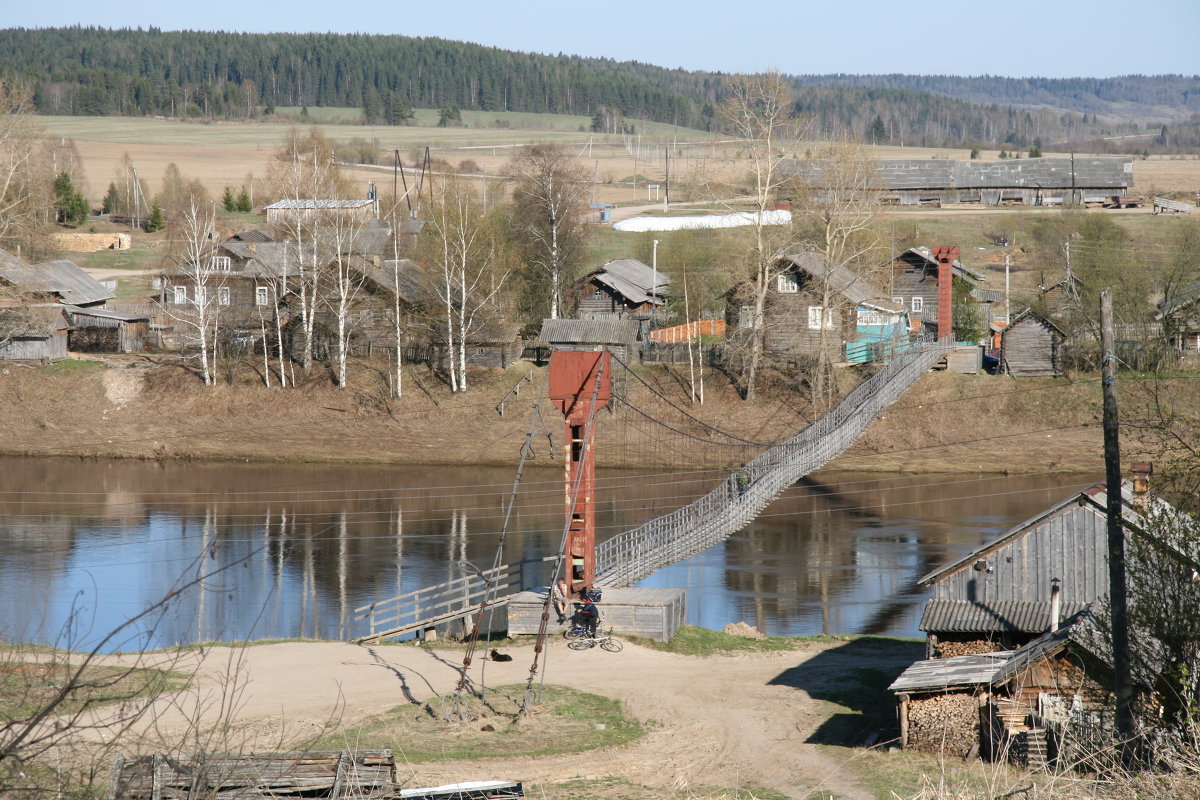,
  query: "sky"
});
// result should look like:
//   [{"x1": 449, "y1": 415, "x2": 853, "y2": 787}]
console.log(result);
[{"x1": 6, "y1": 0, "x2": 1199, "y2": 79}]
